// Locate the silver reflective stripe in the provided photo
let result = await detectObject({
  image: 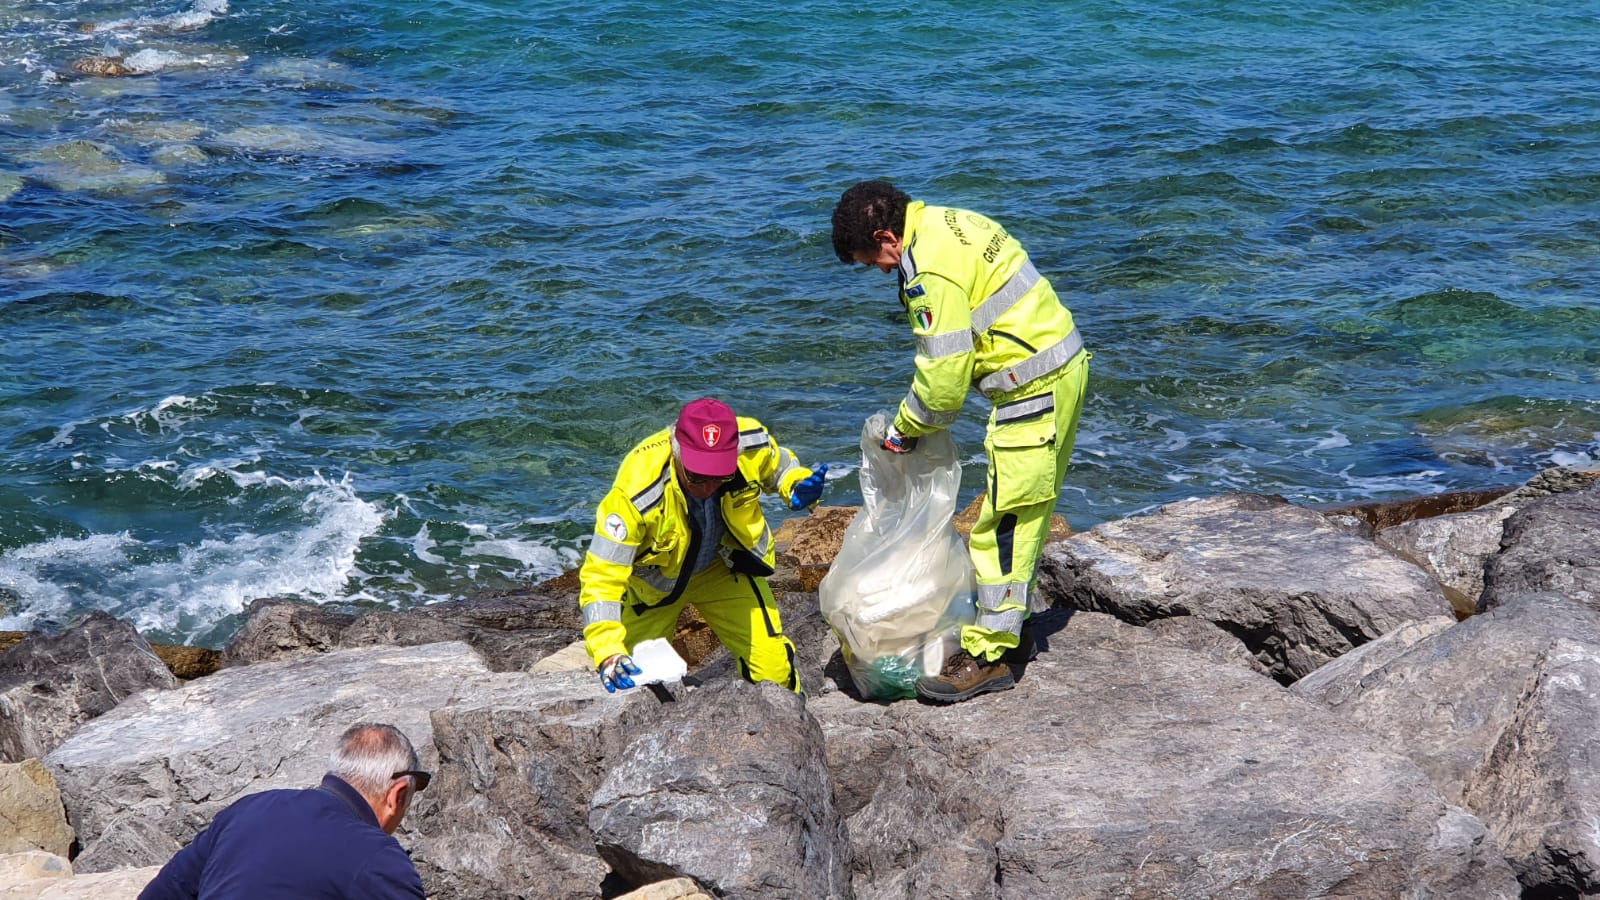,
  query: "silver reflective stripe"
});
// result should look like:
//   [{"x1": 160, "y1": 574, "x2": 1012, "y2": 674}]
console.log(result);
[
  {"x1": 977, "y1": 327, "x2": 1084, "y2": 398},
  {"x1": 583, "y1": 601, "x2": 622, "y2": 628},
  {"x1": 752, "y1": 526, "x2": 772, "y2": 559},
  {"x1": 994, "y1": 392, "x2": 1055, "y2": 426},
  {"x1": 587, "y1": 534, "x2": 636, "y2": 566},
  {"x1": 631, "y1": 470, "x2": 670, "y2": 515},
  {"x1": 977, "y1": 582, "x2": 1028, "y2": 610},
  {"x1": 904, "y1": 389, "x2": 960, "y2": 427},
  {"x1": 775, "y1": 448, "x2": 803, "y2": 484},
  {"x1": 898, "y1": 242, "x2": 918, "y2": 282},
  {"x1": 976, "y1": 606, "x2": 1026, "y2": 636},
  {"x1": 739, "y1": 428, "x2": 769, "y2": 451},
  {"x1": 916, "y1": 329, "x2": 974, "y2": 360},
  {"x1": 635, "y1": 566, "x2": 674, "y2": 593},
  {"x1": 970, "y1": 260, "x2": 1040, "y2": 335}
]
